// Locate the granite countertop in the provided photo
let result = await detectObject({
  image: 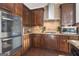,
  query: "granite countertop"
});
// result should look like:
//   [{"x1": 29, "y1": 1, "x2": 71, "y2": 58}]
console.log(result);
[
  {"x1": 68, "y1": 40, "x2": 79, "y2": 49},
  {"x1": 23, "y1": 32, "x2": 79, "y2": 36}
]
